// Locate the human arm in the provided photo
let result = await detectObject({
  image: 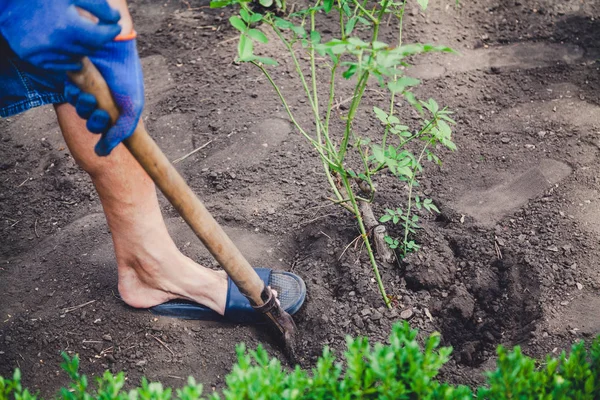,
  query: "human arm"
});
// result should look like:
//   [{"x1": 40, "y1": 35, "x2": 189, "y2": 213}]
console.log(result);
[{"x1": 65, "y1": 0, "x2": 145, "y2": 156}]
